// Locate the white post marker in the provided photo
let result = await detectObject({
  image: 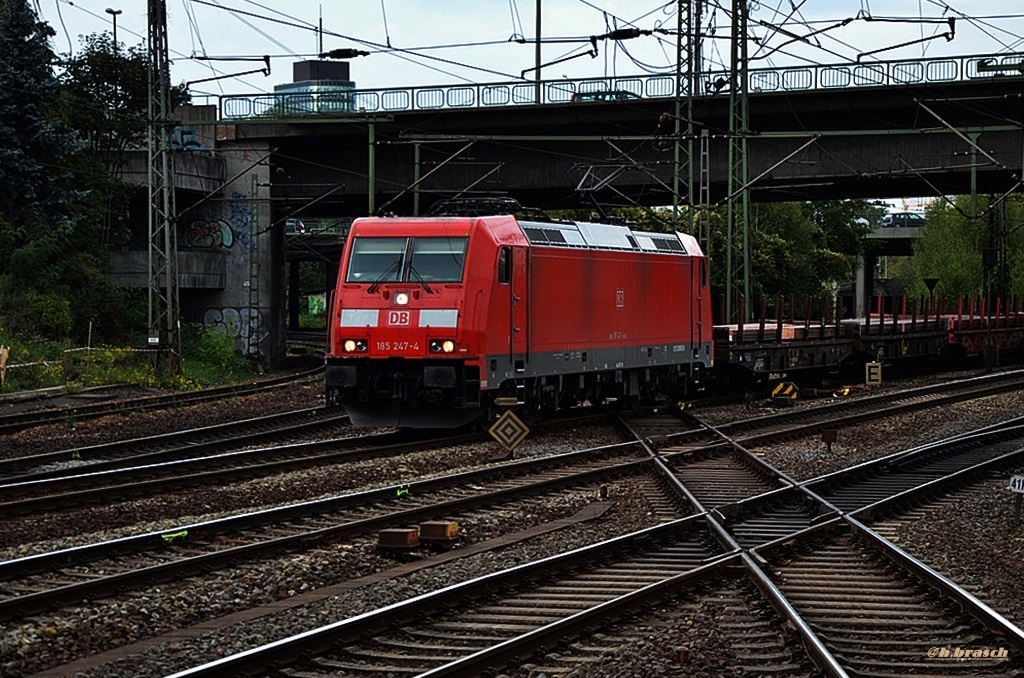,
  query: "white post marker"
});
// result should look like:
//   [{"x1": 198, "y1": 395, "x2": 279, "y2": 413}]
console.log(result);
[
  {"x1": 1010, "y1": 476, "x2": 1024, "y2": 520},
  {"x1": 865, "y1": 361, "x2": 882, "y2": 386}
]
